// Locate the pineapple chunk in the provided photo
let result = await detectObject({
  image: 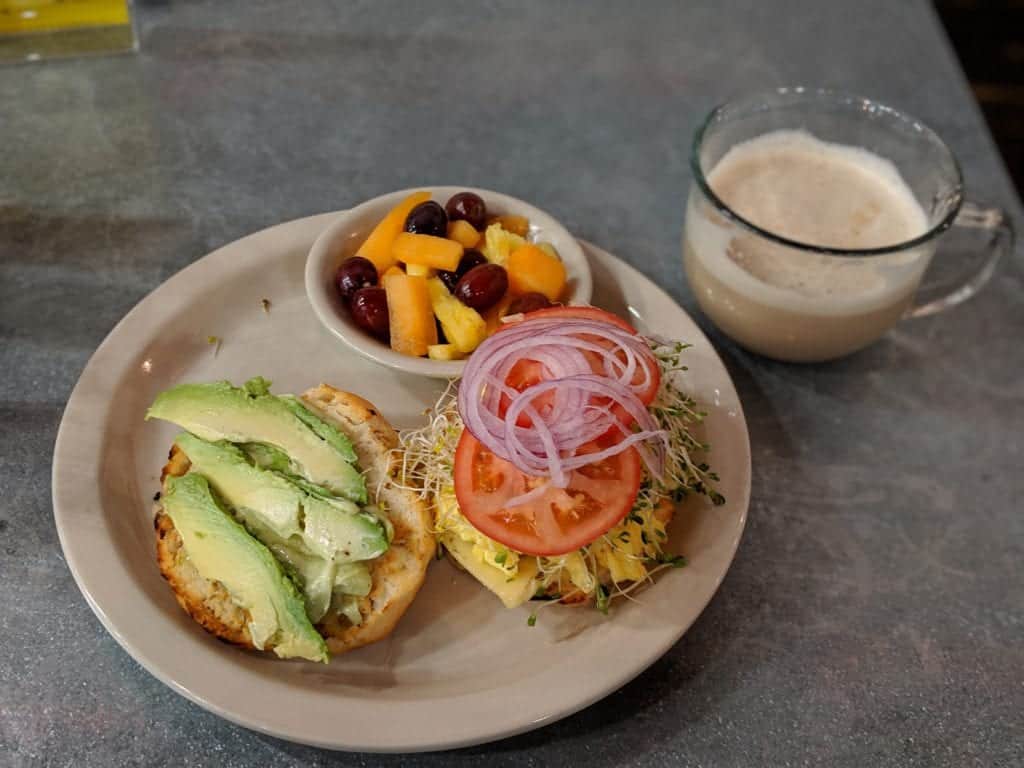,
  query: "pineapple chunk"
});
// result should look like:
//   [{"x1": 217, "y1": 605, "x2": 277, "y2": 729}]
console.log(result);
[
  {"x1": 447, "y1": 220, "x2": 480, "y2": 249},
  {"x1": 392, "y1": 232, "x2": 463, "y2": 272},
  {"x1": 426, "y1": 277, "x2": 487, "y2": 354},
  {"x1": 381, "y1": 265, "x2": 404, "y2": 279},
  {"x1": 357, "y1": 191, "x2": 430, "y2": 273},
  {"x1": 405, "y1": 262, "x2": 435, "y2": 278},
  {"x1": 480, "y1": 223, "x2": 526, "y2": 267},
  {"x1": 427, "y1": 343, "x2": 465, "y2": 361}
]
